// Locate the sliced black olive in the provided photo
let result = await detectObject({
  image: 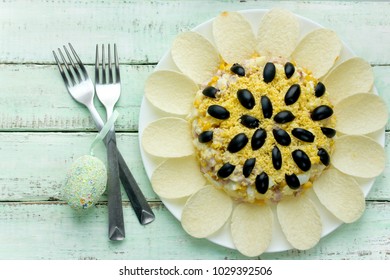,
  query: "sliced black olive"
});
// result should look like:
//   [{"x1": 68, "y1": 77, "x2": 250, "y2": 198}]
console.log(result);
[
  {"x1": 292, "y1": 149, "x2": 311, "y2": 171},
  {"x1": 198, "y1": 131, "x2": 213, "y2": 143},
  {"x1": 243, "y1": 158, "x2": 256, "y2": 178},
  {"x1": 255, "y1": 172, "x2": 269, "y2": 194},
  {"x1": 272, "y1": 146, "x2": 282, "y2": 170},
  {"x1": 240, "y1": 115, "x2": 260, "y2": 129},
  {"x1": 284, "y1": 62, "x2": 295, "y2": 79},
  {"x1": 285, "y1": 173, "x2": 300, "y2": 189},
  {"x1": 251, "y1": 128, "x2": 267, "y2": 151},
  {"x1": 273, "y1": 128, "x2": 291, "y2": 146},
  {"x1": 284, "y1": 84, "x2": 301, "y2": 105},
  {"x1": 321, "y1": 127, "x2": 336, "y2": 138},
  {"x1": 207, "y1": 105, "x2": 230, "y2": 120},
  {"x1": 318, "y1": 148, "x2": 330, "y2": 166},
  {"x1": 227, "y1": 133, "x2": 248, "y2": 153},
  {"x1": 263, "y1": 62, "x2": 276, "y2": 83},
  {"x1": 261, "y1": 95, "x2": 273, "y2": 119},
  {"x1": 202, "y1": 86, "x2": 219, "y2": 98},
  {"x1": 315, "y1": 82, "x2": 326, "y2": 97},
  {"x1": 274, "y1": 110, "x2": 295, "y2": 124},
  {"x1": 230, "y1": 63, "x2": 245, "y2": 76},
  {"x1": 291, "y1": 128, "x2": 315, "y2": 143},
  {"x1": 217, "y1": 163, "x2": 235, "y2": 178},
  {"x1": 237, "y1": 89, "x2": 255, "y2": 109},
  {"x1": 311, "y1": 105, "x2": 333, "y2": 121}
]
